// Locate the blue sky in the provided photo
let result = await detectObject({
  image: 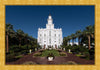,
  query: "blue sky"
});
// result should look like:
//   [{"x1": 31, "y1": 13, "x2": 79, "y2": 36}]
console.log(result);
[{"x1": 6, "y1": 5, "x2": 94, "y2": 39}]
